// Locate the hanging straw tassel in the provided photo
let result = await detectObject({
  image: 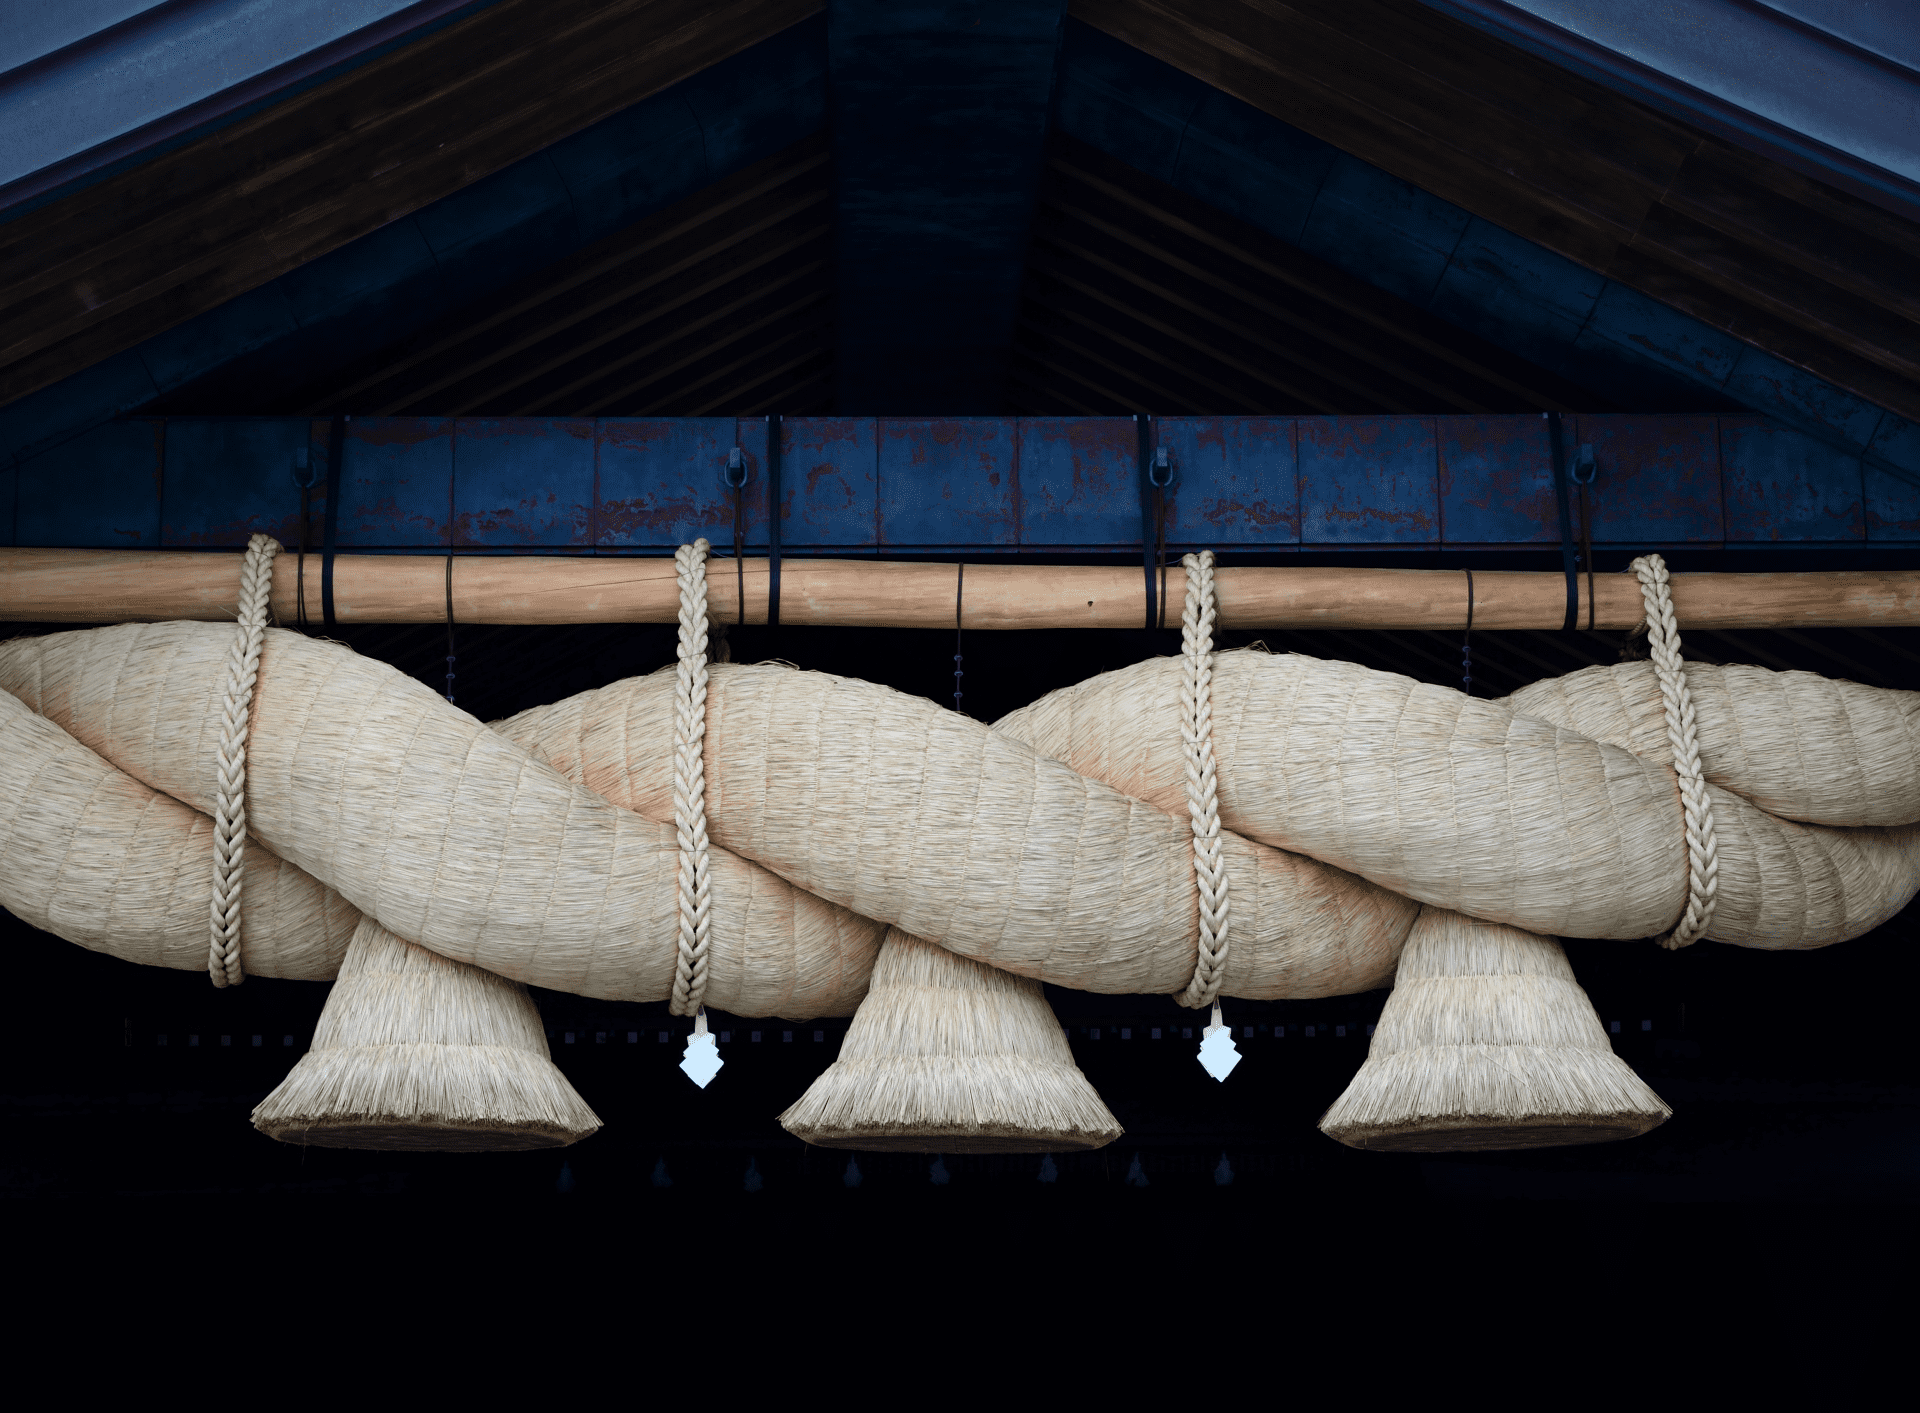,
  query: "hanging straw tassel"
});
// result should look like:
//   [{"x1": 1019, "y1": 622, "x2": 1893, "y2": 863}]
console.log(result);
[
  {"x1": 1317, "y1": 906, "x2": 1670, "y2": 1151},
  {"x1": 778, "y1": 929, "x2": 1123, "y2": 1153},
  {"x1": 252, "y1": 916, "x2": 601, "y2": 1151}
]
